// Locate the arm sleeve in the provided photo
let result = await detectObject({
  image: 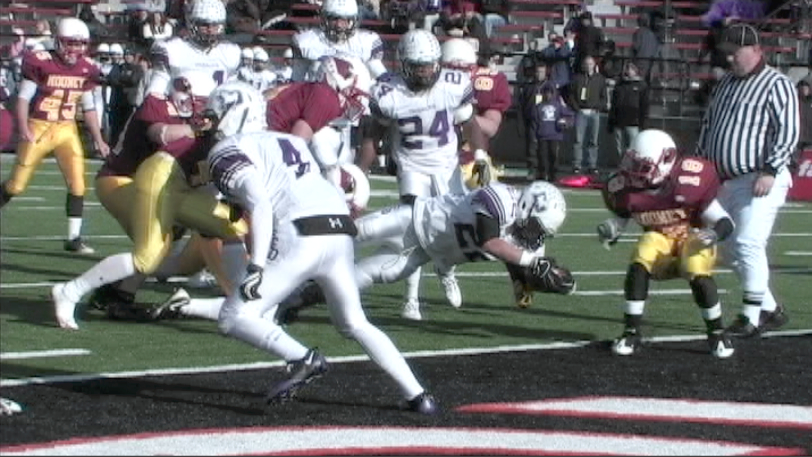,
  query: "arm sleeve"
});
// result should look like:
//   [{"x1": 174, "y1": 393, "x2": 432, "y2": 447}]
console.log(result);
[
  {"x1": 231, "y1": 171, "x2": 275, "y2": 266},
  {"x1": 700, "y1": 198, "x2": 734, "y2": 241},
  {"x1": 765, "y1": 78, "x2": 800, "y2": 172}
]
